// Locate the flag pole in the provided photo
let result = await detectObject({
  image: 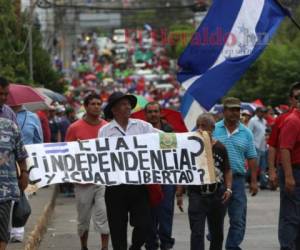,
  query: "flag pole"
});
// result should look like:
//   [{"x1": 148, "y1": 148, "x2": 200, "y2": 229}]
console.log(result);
[{"x1": 274, "y1": 0, "x2": 300, "y2": 31}]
